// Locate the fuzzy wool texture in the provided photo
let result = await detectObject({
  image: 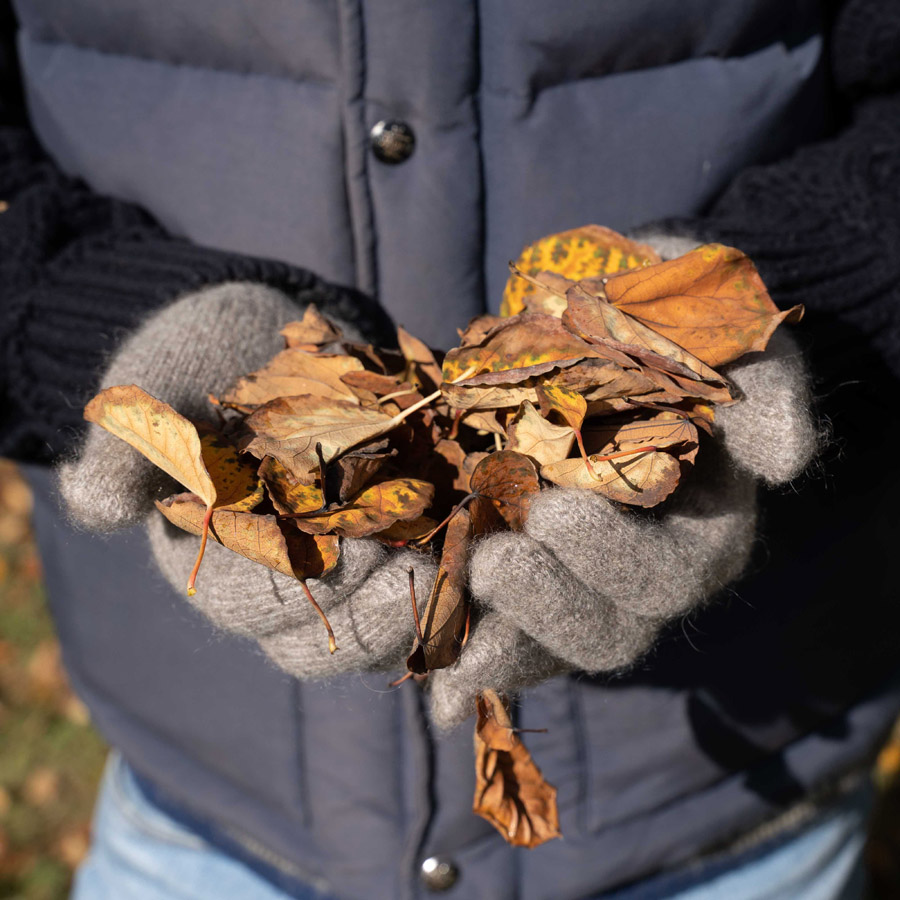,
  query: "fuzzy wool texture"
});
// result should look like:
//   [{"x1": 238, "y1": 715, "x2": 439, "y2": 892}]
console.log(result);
[
  {"x1": 716, "y1": 331, "x2": 823, "y2": 485},
  {"x1": 58, "y1": 281, "x2": 353, "y2": 532},
  {"x1": 427, "y1": 227, "x2": 822, "y2": 728},
  {"x1": 428, "y1": 614, "x2": 567, "y2": 730},
  {"x1": 148, "y1": 515, "x2": 438, "y2": 679}
]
